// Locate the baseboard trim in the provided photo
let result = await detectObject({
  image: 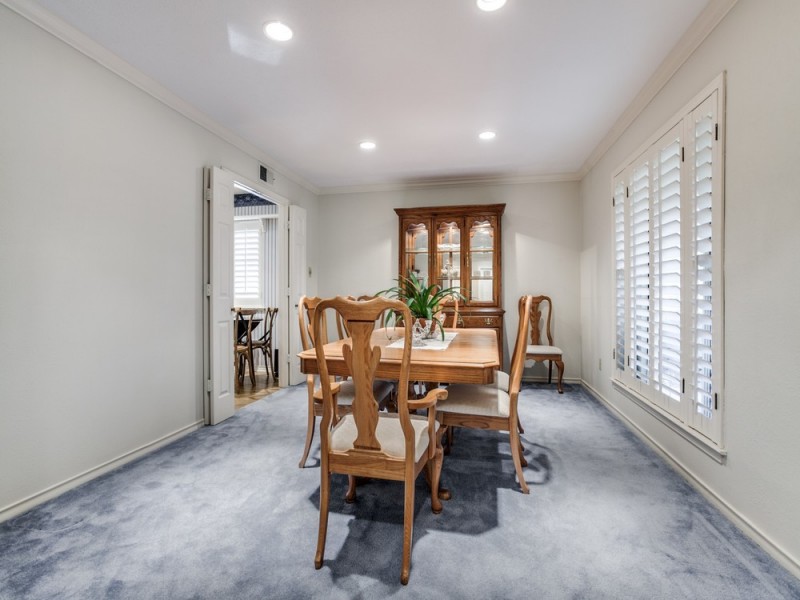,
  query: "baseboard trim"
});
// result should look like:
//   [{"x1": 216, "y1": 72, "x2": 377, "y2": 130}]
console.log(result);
[
  {"x1": 0, "y1": 420, "x2": 205, "y2": 523},
  {"x1": 580, "y1": 380, "x2": 800, "y2": 580},
  {"x1": 521, "y1": 375, "x2": 580, "y2": 385}
]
